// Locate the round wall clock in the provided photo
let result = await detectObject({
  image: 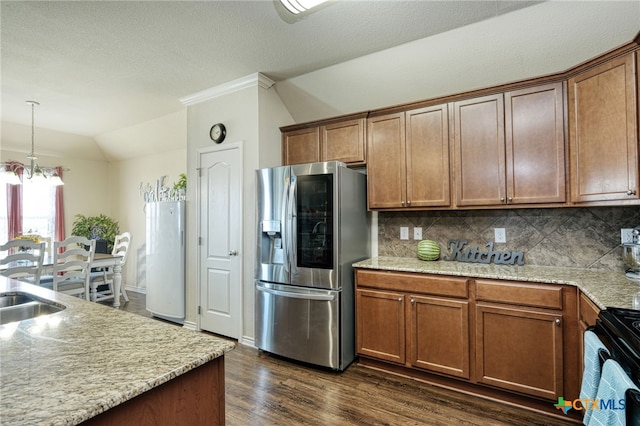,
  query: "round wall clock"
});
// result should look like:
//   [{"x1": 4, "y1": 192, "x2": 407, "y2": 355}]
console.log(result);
[{"x1": 210, "y1": 123, "x2": 226, "y2": 144}]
